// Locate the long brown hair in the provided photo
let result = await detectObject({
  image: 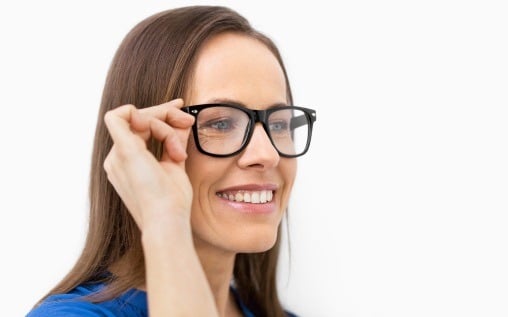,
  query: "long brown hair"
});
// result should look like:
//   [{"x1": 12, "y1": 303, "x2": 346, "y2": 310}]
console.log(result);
[{"x1": 38, "y1": 6, "x2": 293, "y2": 316}]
